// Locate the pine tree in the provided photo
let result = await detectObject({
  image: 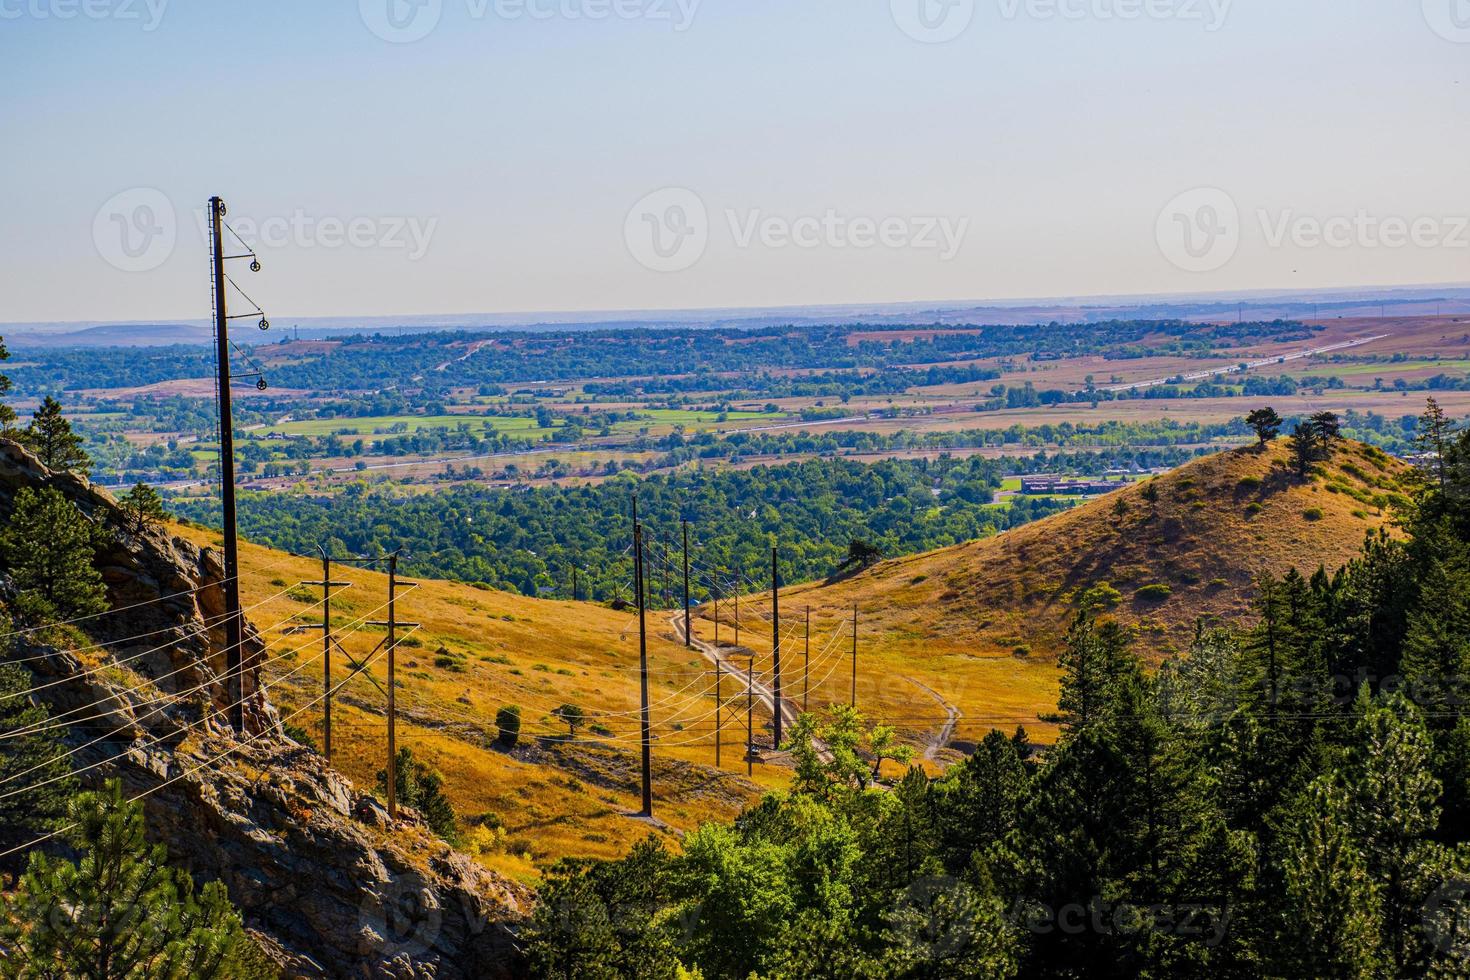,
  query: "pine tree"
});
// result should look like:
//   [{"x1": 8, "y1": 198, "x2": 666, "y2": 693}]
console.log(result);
[
  {"x1": 1417, "y1": 397, "x2": 1456, "y2": 491},
  {"x1": 1288, "y1": 422, "x2": 1318, "y2": 478},
  {"x1": 1345, "y1": 693, "x2": 1445, "y2": 974},
  {"x1": 1245, "y1": 407, "x2": 1284, "y2": 447},
  {"x1": 21, "y1": 395, "x2": 90, "y2": 473},
  {"x1": 0, "y1": 782, "x2": 253, "y2": 979},
  {"x1": 1311, "y1": 410, "x2": 1343, "y2": 456},
  {"x1": 0, "y1": 486, "x2": 107, "y2": 624},
  {"x1": 0, "y1": 336, "x2": 16, "y2": 432},
  {"x1": 117, "y1": 481, "x2": 167, "y2": 536},
  {"x1": 1279, "y1": 779, "x2": 1384, "y2": 978},
  {"x1": 1055, "y1": 612, "x2": 1135, "y2": 733},
  {"x1": 376, "y1": 746, "x2": 458, "y2": 843},
  {"x1": 0, "y1": 661, "x2": 77, "y2": 871}
]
